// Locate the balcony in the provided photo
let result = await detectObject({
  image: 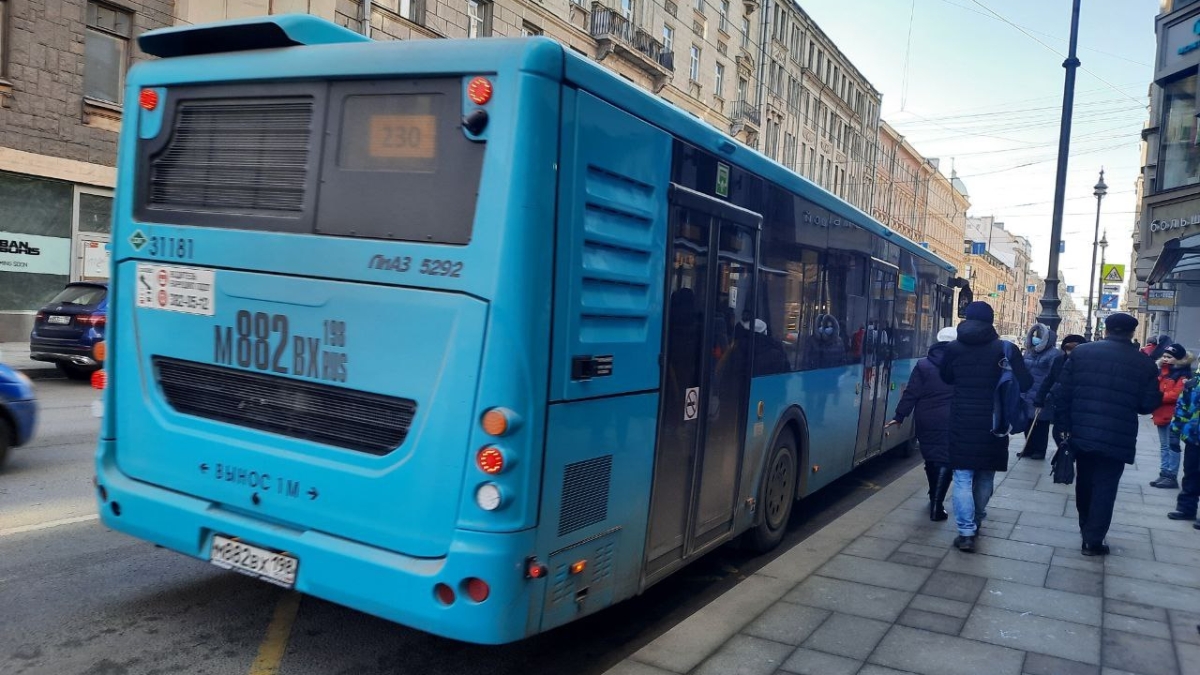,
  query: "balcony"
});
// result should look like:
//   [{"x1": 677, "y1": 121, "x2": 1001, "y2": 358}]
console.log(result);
[
  {"x1": 730, "y1": 99, "x2": 761, "y2": 127},
  {"x1": 590, "y1": 4, "x2": 674, "y2": 90}
]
